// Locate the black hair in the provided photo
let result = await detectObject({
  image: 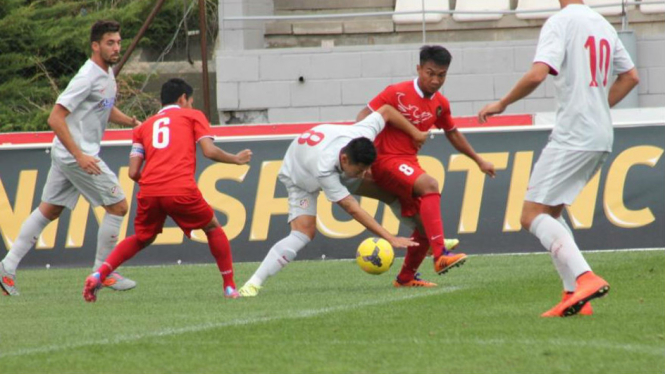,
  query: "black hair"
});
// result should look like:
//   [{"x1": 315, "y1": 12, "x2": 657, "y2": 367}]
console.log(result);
[
  {"x1": 419, "y1": 45, "x2": 452, "y2": 67},
  {"x1": 161, "y1": 78, "x2": 194, "y2": 106},
  {"x1": 90, "y1": 20, "x2": 120, "y2": 43},
  {"x1": 342, "y1": 137, "x2": 377, "y2": 166}
]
